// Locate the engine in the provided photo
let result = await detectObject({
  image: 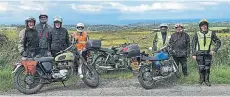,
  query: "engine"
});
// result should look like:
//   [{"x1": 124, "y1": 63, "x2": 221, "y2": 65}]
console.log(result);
[
  {"x1": 52, "y1": 62, "x2": 73, "y2": 79},
  {"x1": 160, "y1": 60, "x2": 173, "y2": 76},
  {"x1": 56, "y1": 62, "x2": 72, "y2": 70}
]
